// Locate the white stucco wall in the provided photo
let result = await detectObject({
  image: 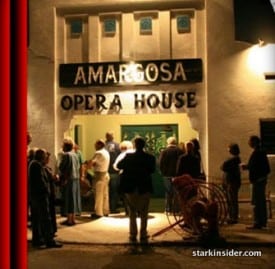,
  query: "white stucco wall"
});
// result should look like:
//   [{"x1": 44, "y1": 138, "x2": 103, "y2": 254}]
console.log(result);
[
  {"x1": 206, "y1": 0, "x2": 275, "y2": 190},
  {"x1": 28, "y1": 50, "x2": 55, "y2": 158},
  {"x1": 53, "y1": 0, "x2": 206, "y2": 155},
  {"x1": 28, "y1": 0, "x2": 275, "y2": 193},
  {"x1": 28, "y1": 0, "x2": 205, "y2": 162}
]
